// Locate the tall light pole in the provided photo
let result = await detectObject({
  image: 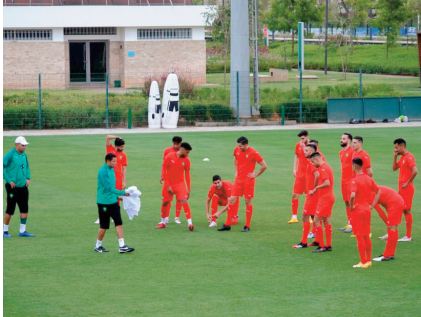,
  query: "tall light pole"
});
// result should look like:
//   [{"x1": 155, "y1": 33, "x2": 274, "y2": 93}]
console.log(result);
[
  {"x1": 252, "y1": 0, "x2": 260, "y2": 115},
  {"x1": 324, "y1": 0, "x2": 328, "y2": 75}
]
